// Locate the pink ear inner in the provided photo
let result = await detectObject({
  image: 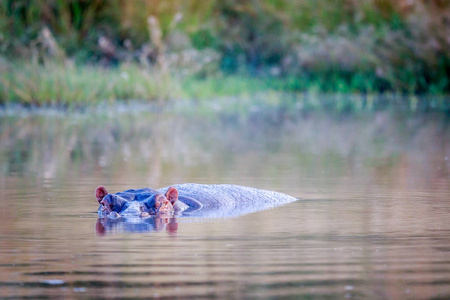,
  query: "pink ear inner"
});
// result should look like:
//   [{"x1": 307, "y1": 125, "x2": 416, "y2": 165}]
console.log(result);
[
  {"x1": 165, "y1": 187, "x2": 178, "y2": 205},
  {"x1": 95, "y1": 186, "x2": 108, "y2": 203}
]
